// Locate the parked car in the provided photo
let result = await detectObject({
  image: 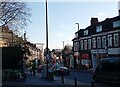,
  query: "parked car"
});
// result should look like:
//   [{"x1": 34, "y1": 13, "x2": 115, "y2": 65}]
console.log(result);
[
  {"x1": 53, "y1": 65, "x2": 70, "y2": 75},
  {"x1": 93, "y1": 57, "x2": 120, "y2": 85}
]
